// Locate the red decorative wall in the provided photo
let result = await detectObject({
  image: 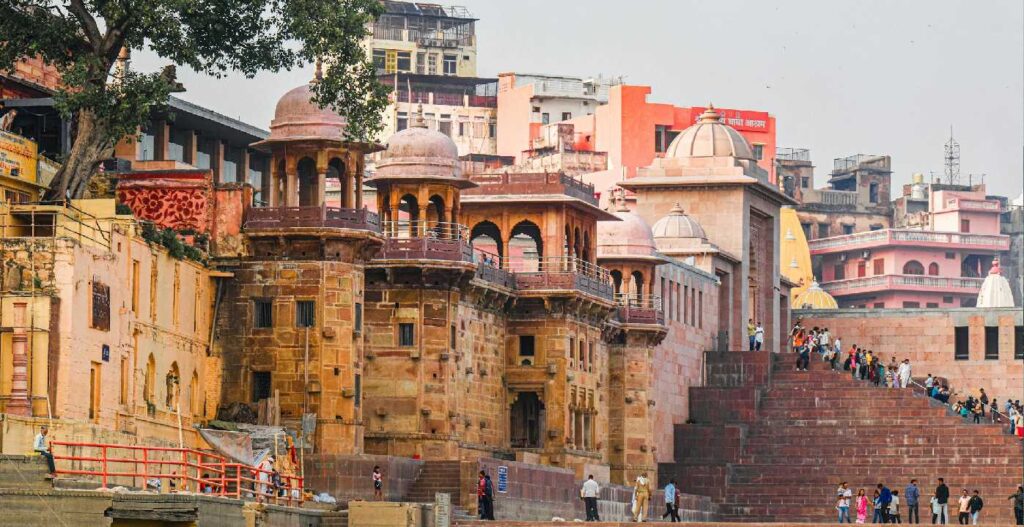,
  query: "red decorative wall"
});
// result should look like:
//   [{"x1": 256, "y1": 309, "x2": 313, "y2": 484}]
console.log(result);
[{"x1": 116, "y1": 170, "x2": 213, "y2": 232}]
